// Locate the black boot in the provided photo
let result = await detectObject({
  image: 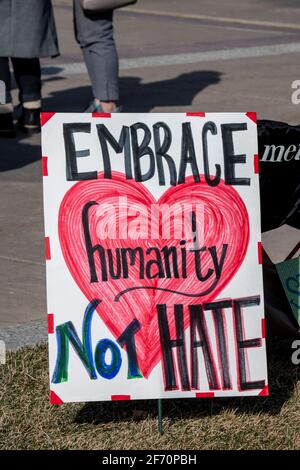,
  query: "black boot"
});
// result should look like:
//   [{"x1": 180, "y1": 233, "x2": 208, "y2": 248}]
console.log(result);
[
  {"x1": 17, "y1": 106, "x2": 41, "y2": 134},
  {"x1": 0, "y1": 113, "x2": 16, "y2": 138}
]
